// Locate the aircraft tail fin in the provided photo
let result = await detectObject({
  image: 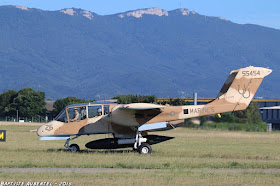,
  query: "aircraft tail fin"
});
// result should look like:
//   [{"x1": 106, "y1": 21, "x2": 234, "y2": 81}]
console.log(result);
[{"x1": 208, "y1": 66, "x2": 272, "y2": 112}]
